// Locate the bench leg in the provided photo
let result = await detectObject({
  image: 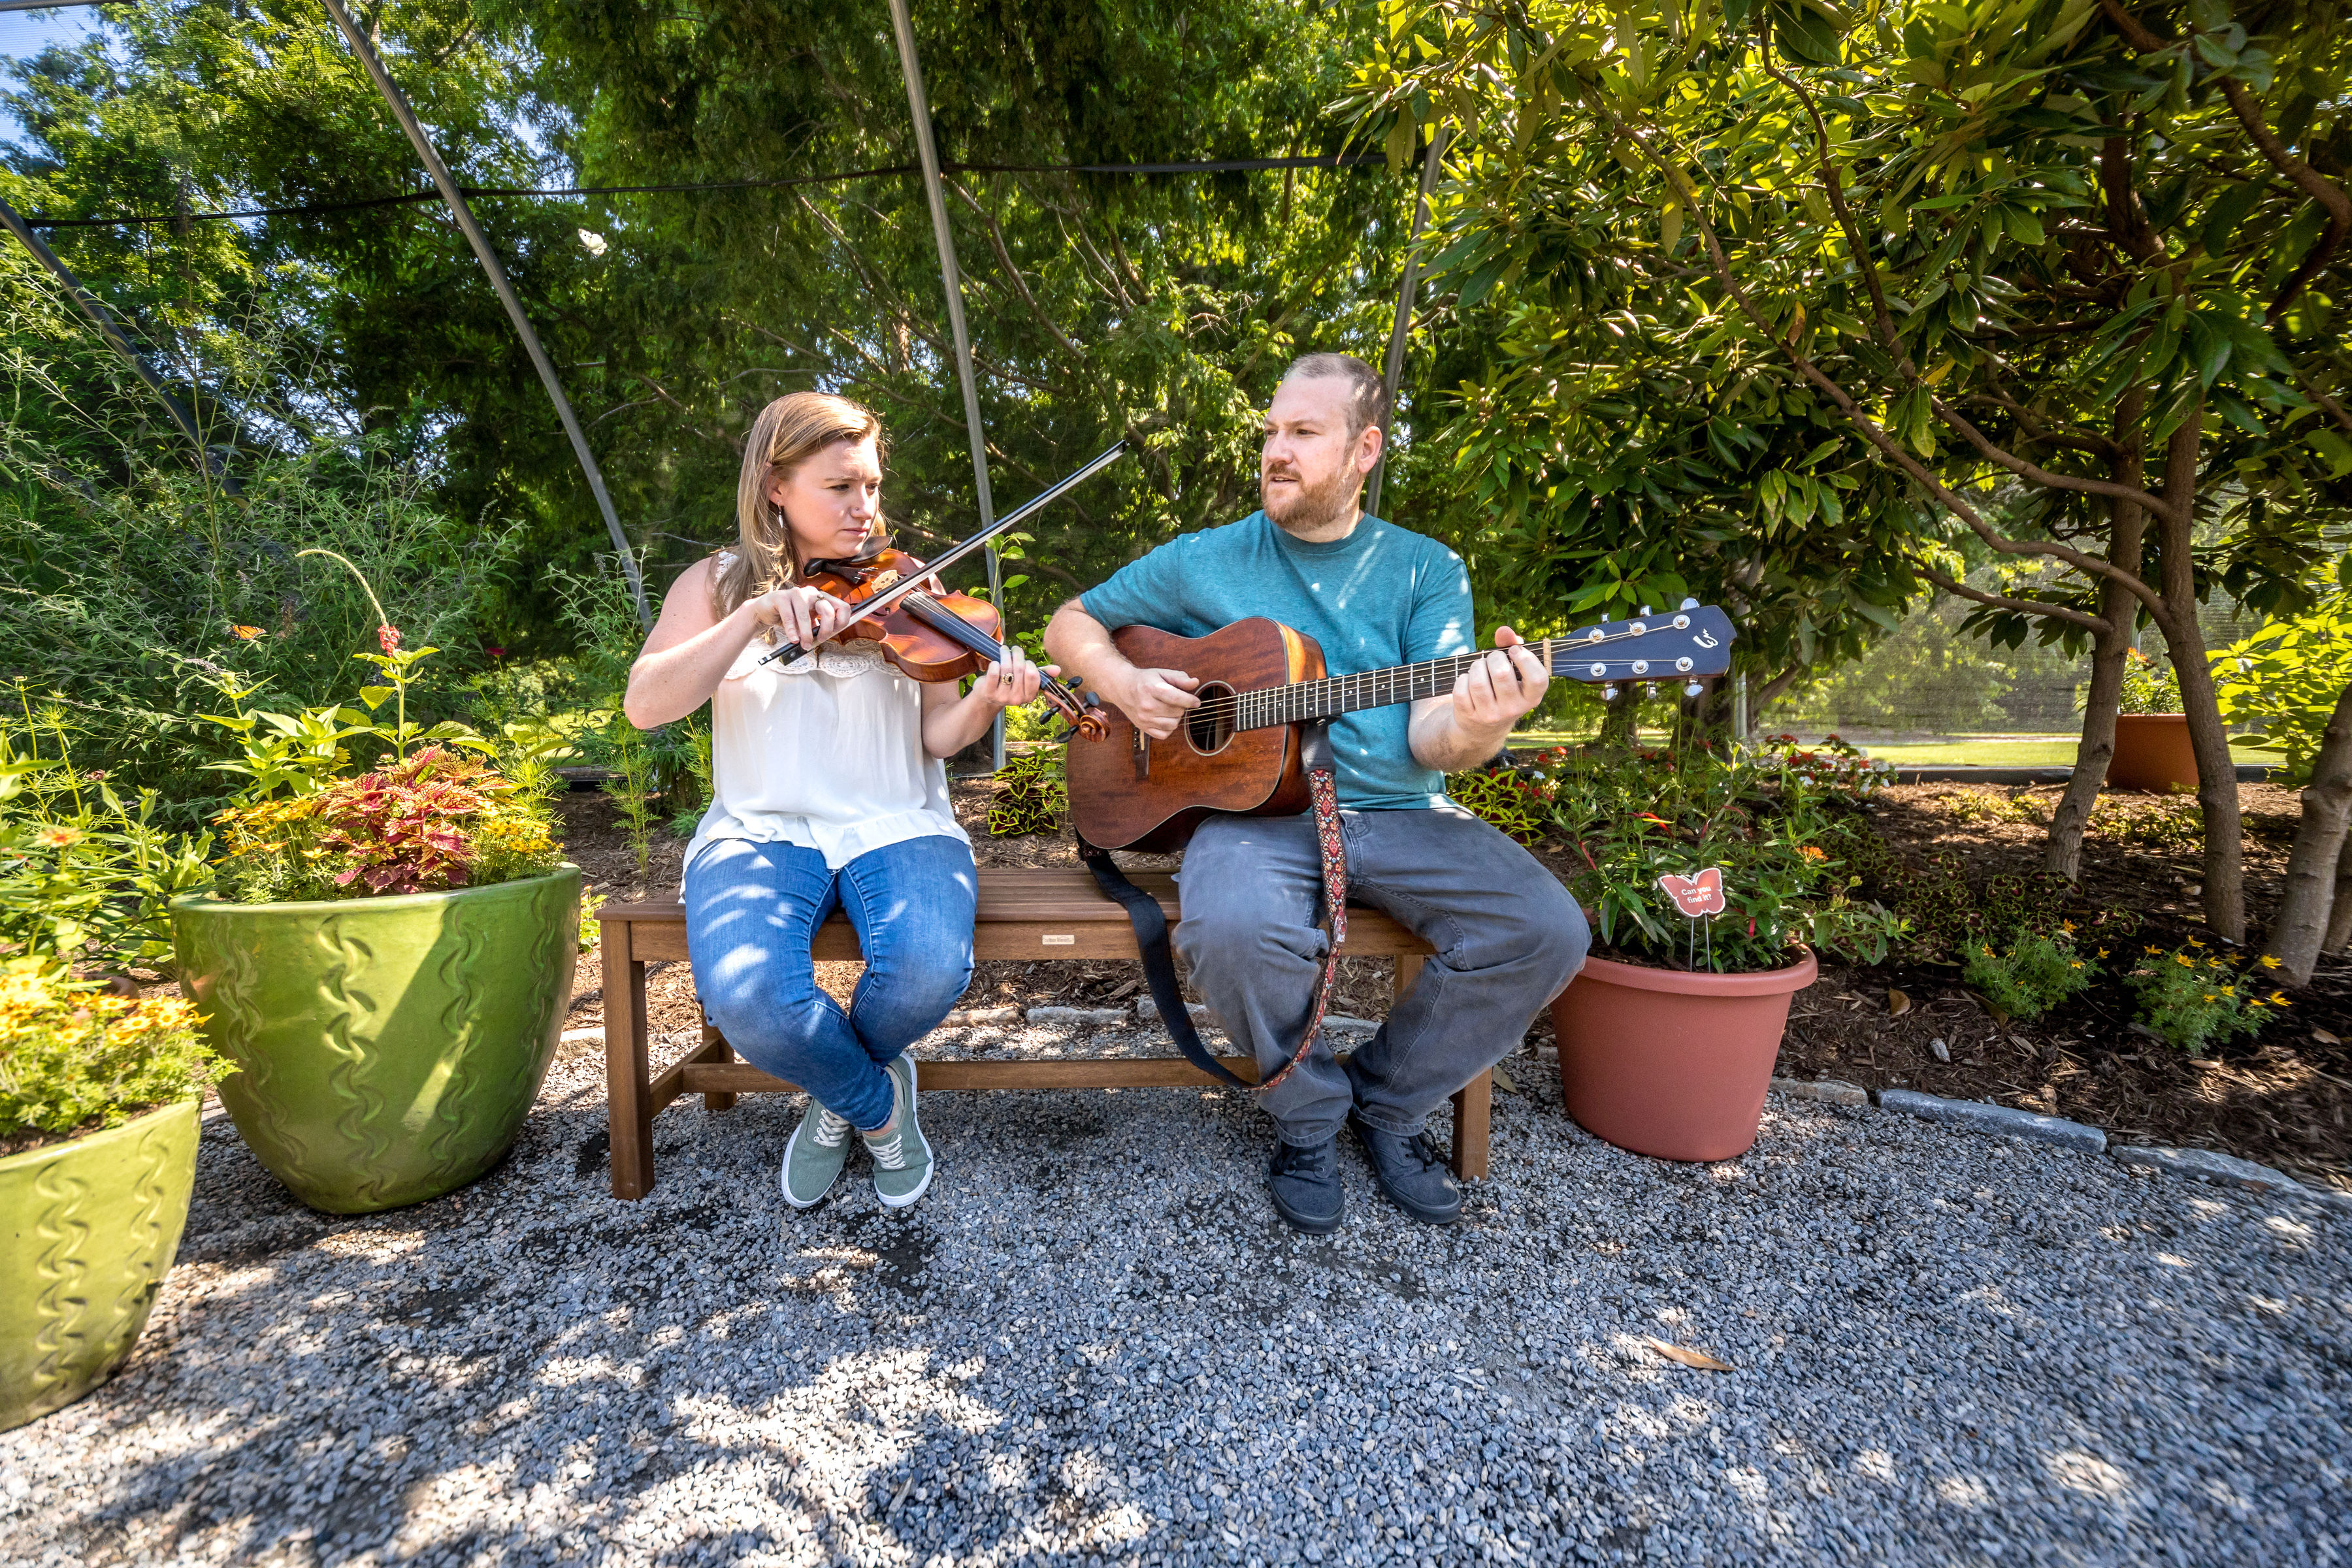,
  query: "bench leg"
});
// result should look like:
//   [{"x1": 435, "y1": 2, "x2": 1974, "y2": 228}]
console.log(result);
[
  {"x1": 1450, "y1": 1070, "x2": 1491, "y2": 1183},
  {"x1": 701, "y1": 1022, "x2": 738, "y2": 1113},
  {"x1": 602, "y1": 925, "x2": 655, "y2": 1201},
  {"x1": 1392, "y1": 952, "x2": 1424, "y2": 1004}
]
